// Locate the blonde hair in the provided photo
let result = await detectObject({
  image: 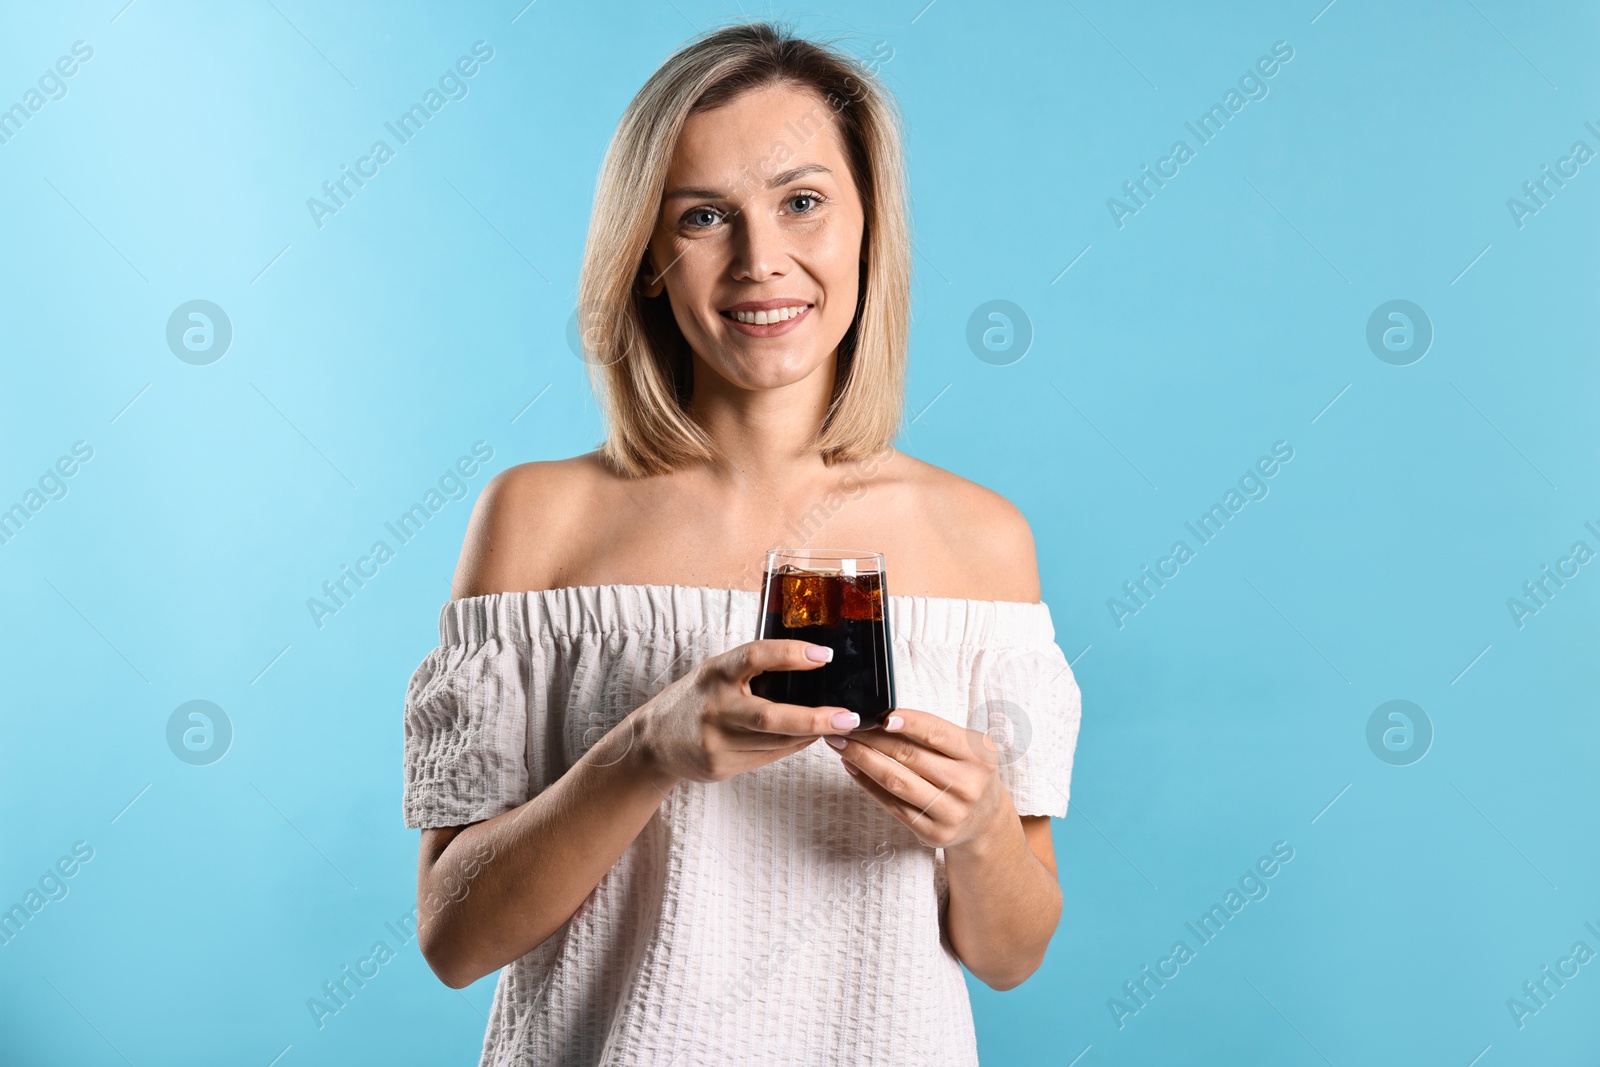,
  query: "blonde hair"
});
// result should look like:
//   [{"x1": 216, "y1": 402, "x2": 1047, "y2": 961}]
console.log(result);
[{"x1": 577, "y1": 21, "x2": 910, "y2": 478}]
